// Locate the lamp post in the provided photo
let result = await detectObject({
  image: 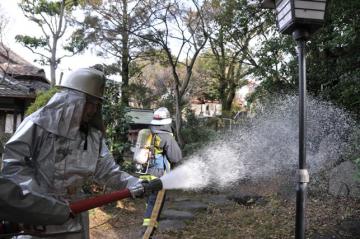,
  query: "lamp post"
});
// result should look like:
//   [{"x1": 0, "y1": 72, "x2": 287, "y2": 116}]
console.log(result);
[{"x1": 259, "y1": 1, "x2": 328, "y2": 239}]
